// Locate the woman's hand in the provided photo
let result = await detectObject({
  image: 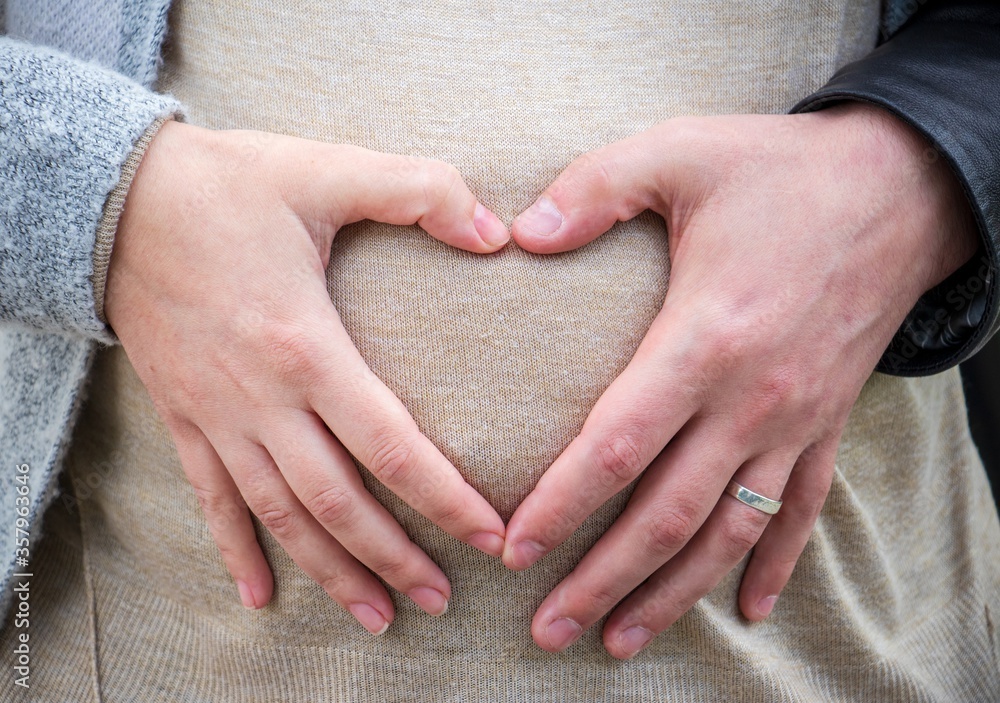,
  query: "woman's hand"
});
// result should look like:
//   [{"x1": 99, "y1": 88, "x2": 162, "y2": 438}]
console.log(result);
[
  {"x1": 502, "y1": 104, "x2": 978, "y2": 657},
  {"x1": 104, "y1": 120, "x2": 510, "y2": 633}
]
